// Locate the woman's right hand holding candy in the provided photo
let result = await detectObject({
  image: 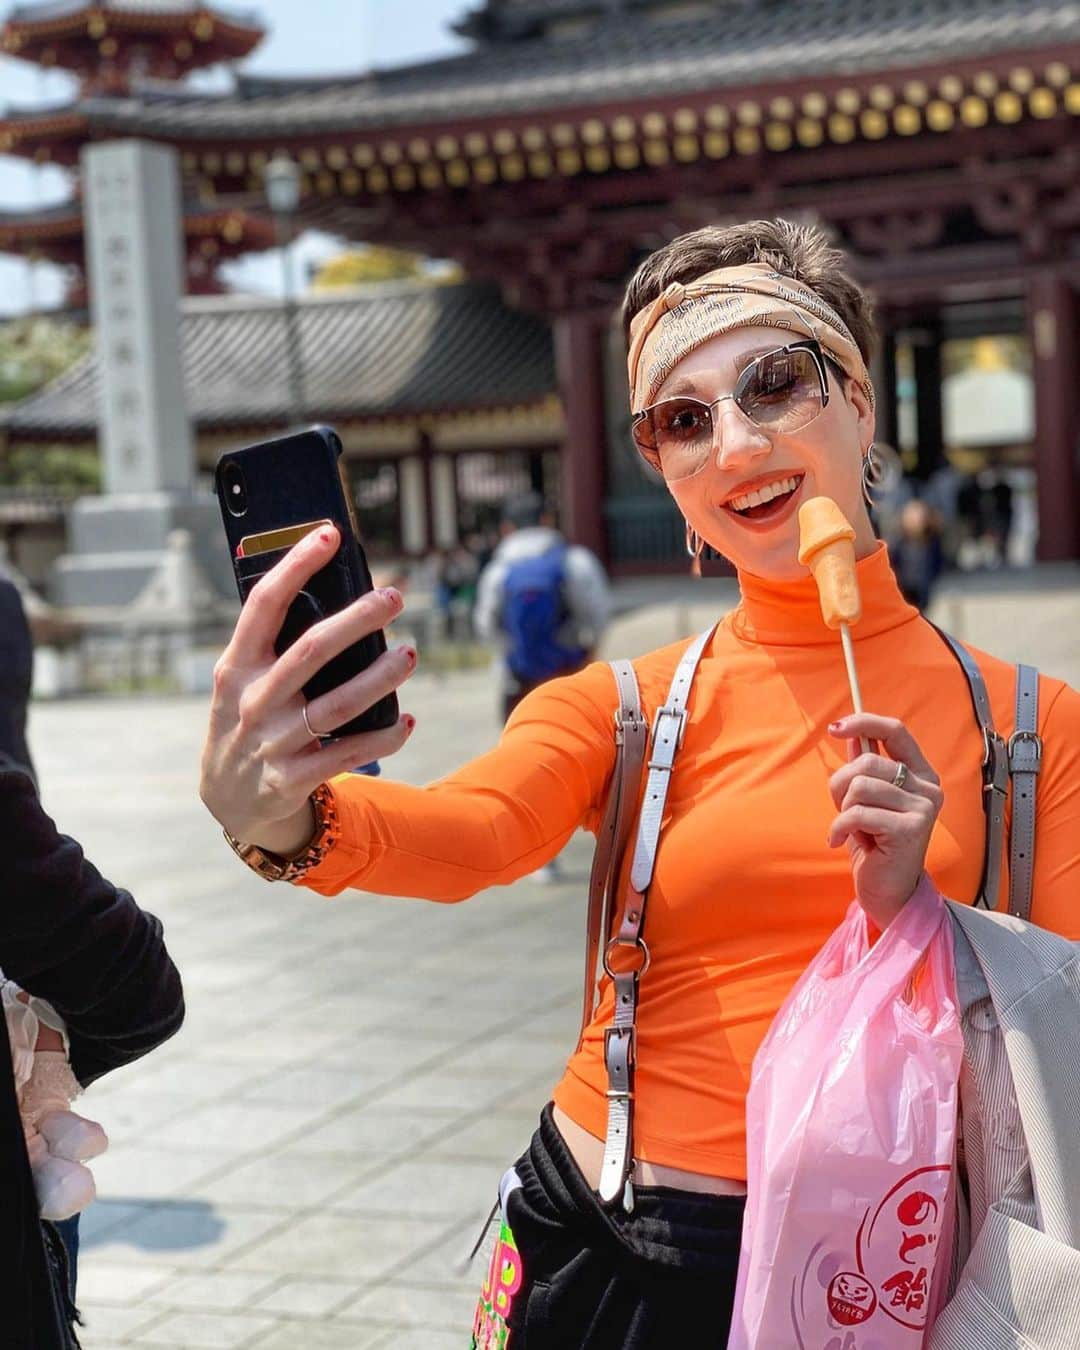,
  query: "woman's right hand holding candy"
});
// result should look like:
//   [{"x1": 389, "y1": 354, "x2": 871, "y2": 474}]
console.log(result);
[{"x1": 199, "y1": 524, "x2": 417, "y2": 854}]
